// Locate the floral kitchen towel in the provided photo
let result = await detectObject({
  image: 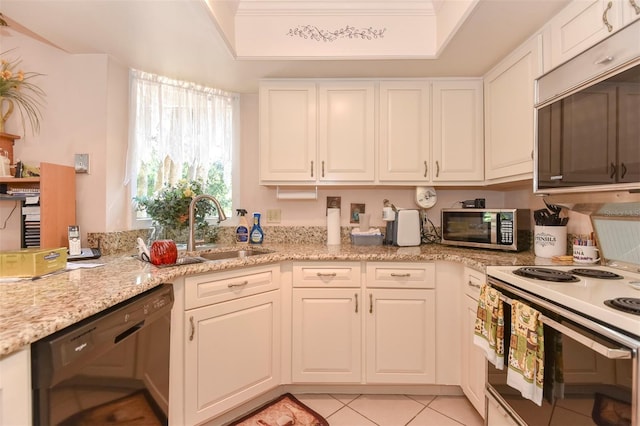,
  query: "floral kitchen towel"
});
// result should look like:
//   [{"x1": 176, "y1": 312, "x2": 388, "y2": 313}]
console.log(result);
[
  {"x1": 473, "y1": 283, "x2": 505, "y2": 369},
  {"x1": 507, "y1": 300, "x2": 544, "y2": 406}
]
